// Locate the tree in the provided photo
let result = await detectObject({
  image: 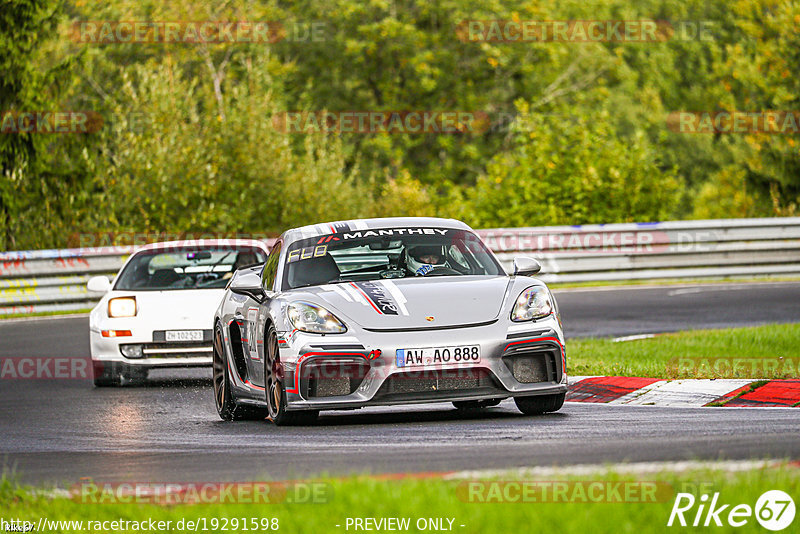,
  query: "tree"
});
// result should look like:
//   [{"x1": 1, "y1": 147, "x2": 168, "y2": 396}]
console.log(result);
[
  {"x1": 0, "y1": 0, "x2": 98, "y2": 249},
  {"x1": 463, "y1": 100, "x2": 681, "y2": 227}
]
